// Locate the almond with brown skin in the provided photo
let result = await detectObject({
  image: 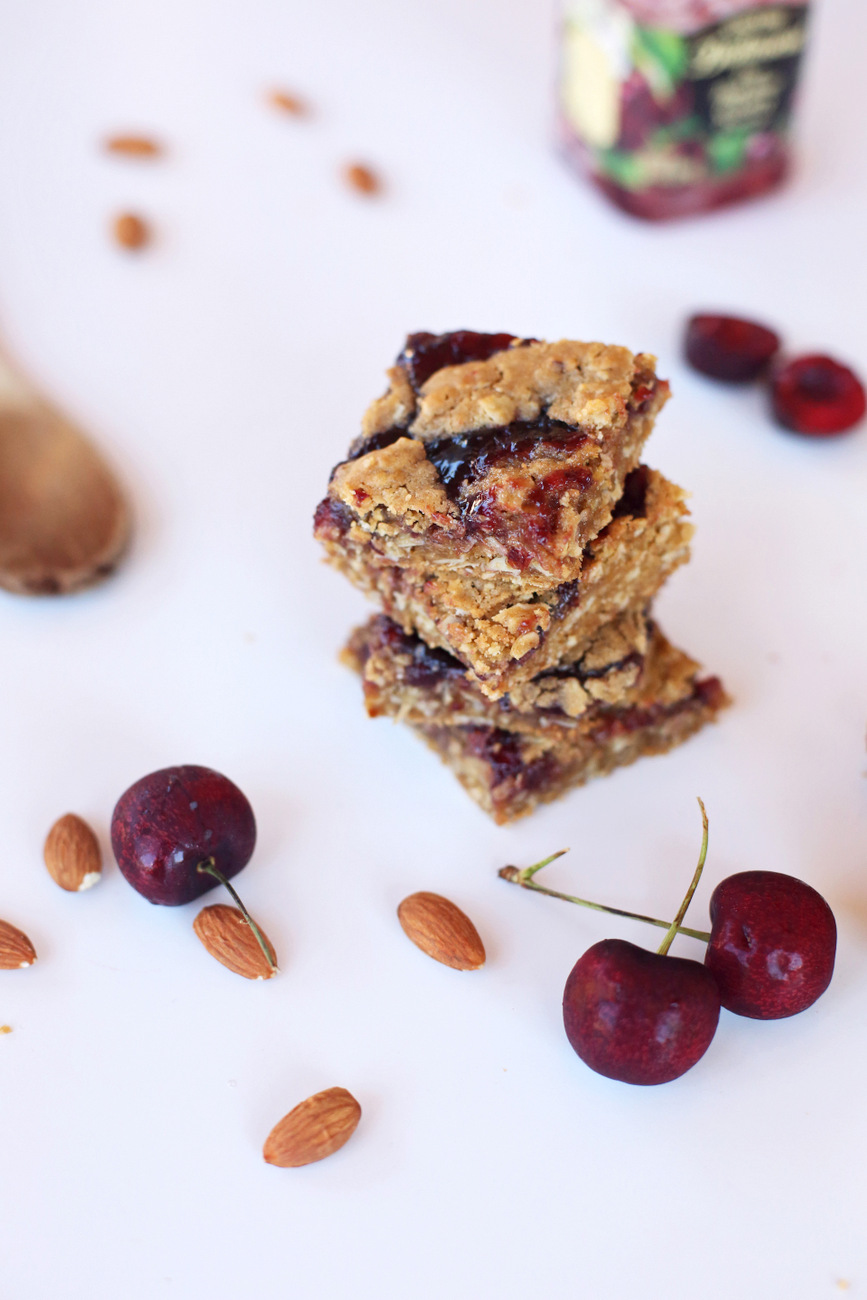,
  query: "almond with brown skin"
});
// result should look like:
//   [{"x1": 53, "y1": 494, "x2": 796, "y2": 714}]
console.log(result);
[
  {"x1": 343, "y1": 162, "x2": 381, "y2": 195},
  {"x1": 266, "y1": 89, "x2": 307, "y2": 116},
  {"x1": 104, "y1": 134, "x2": 163, "y2": 157},
  {"x1": 263, "y1": 1087, "x2": 361, "y2": 1167},
  {"x1": 44, "y1": 813, "x2": 102, "y2": 892},
  {"x1": 193, "y1": 904, "x2": 277, "y2": 979},
  {"x1": 113, "y1": 212, "x2": 150, "y2": 250},
  {"x1": 0, "y1": 919, "x2": 37, "y2": 969},
  {"x1": 397, "y1": 892, "x2": 486, "y2": 970}
]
